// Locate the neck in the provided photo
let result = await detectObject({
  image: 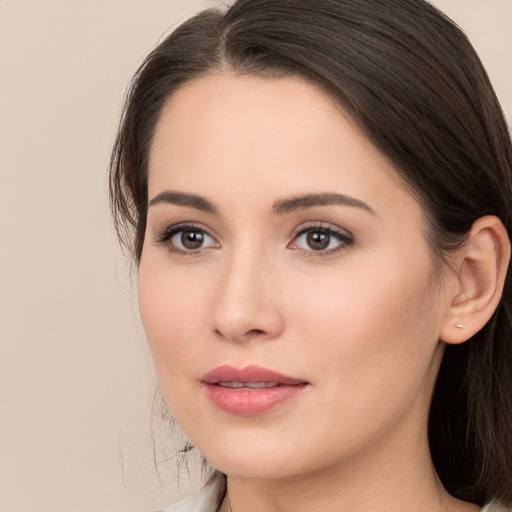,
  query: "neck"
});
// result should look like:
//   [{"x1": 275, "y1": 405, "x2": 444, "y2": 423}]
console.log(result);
[{"x1": 219, "y1": 415, "x2": 478, "y2": 512}]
